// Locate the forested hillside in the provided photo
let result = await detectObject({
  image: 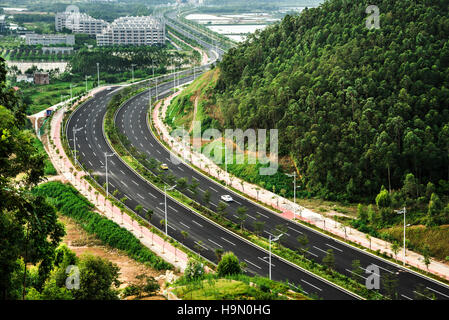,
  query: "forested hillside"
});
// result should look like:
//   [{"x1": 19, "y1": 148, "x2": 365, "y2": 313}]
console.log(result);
[{"x1": 213, "y1": 0, "x2": 449, "y2": 202}]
